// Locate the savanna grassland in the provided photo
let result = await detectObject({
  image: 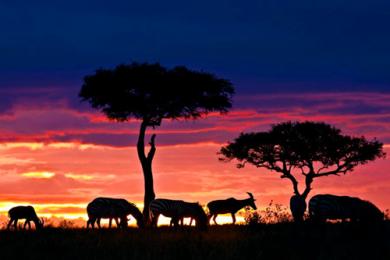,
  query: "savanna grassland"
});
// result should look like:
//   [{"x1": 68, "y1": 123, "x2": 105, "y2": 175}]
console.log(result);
[{"x1": 0, "y1": 223, "x2": 389, "y2": 260}]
